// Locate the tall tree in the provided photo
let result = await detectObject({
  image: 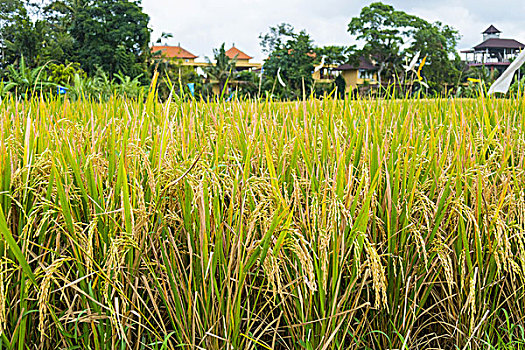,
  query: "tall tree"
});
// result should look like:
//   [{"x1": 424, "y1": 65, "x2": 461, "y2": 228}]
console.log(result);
[
  {"x1": 260, "y1": 23, "x2": 316, "y2": 99},
  {"x1": 347, "y1": 2, "x2": 425, "y2": 85},
  {"x1": 0, "y1": 0, "x2": 45, "y2": 70},
  {"x1": 259, "y1": 23, "x2": 295, "y2": 54},
  {"x1": 315, "y1": 45, "x2": 355, "y2": 66},
  {"x1": 47, "y1": 0, "x2": 151, "y2": 78},
  {"x1": 408, "y1": 21, "x2": 461, "y2": 93}
]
